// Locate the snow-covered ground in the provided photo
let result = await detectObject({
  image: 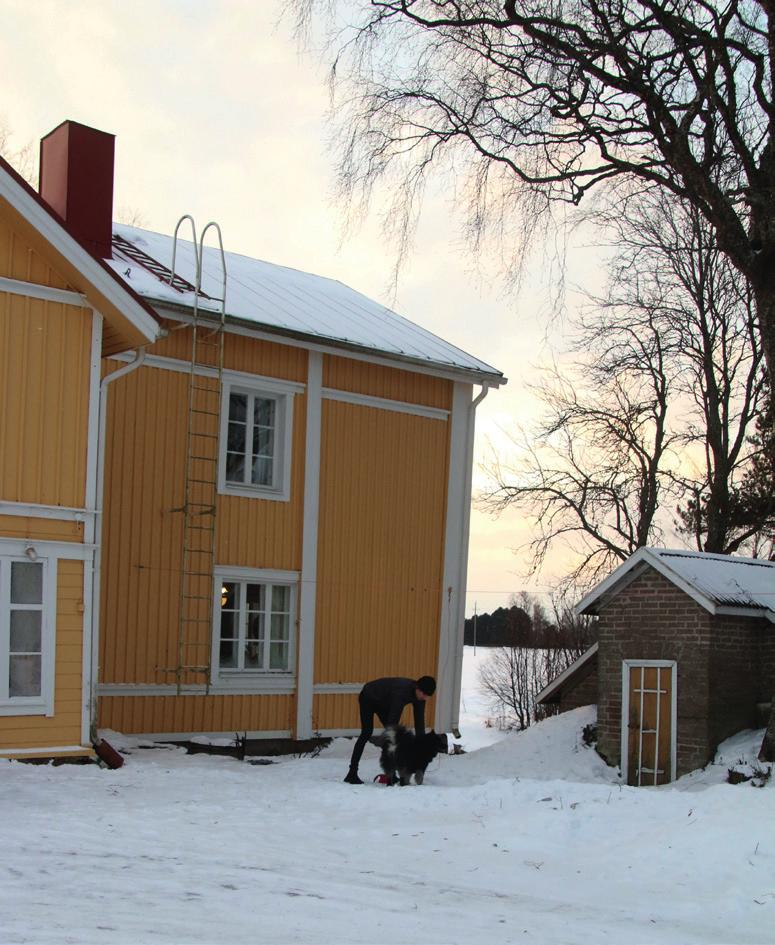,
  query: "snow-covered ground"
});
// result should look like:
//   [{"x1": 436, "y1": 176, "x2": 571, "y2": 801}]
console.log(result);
[{"x1": 1, "y1": 647, "x2": 773, "y2": 945}]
